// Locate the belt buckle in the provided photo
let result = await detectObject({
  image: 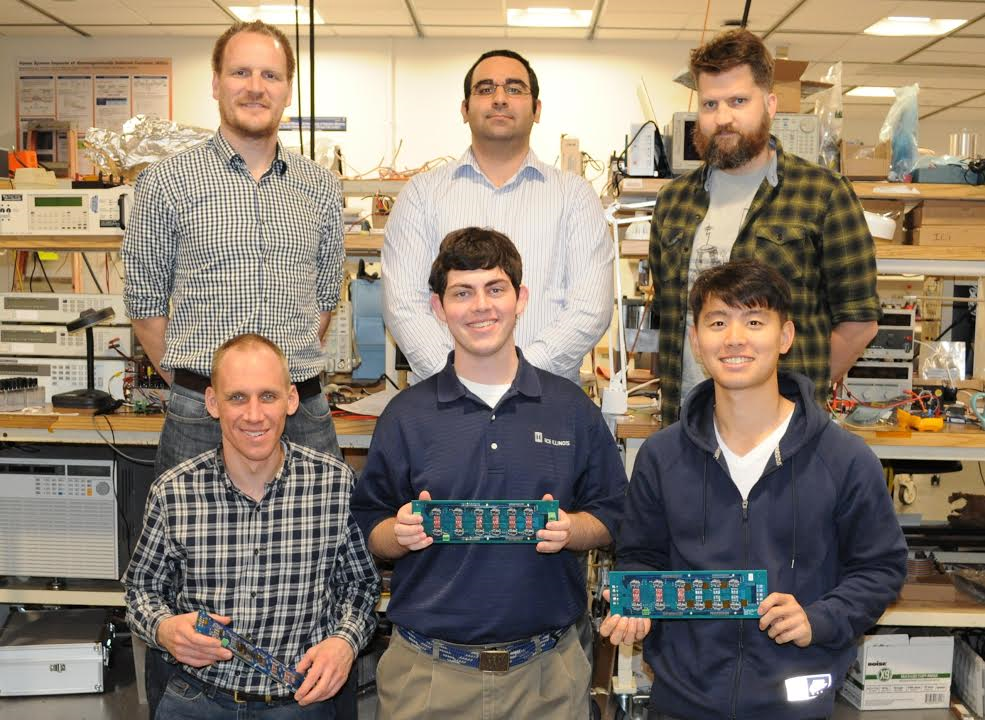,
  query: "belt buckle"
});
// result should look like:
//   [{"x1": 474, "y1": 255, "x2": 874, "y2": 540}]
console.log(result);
[
  {"x1": 478, "y1": 649, "x2": 510, "y2": 672},
  {"x1": 233, "y1": 690, "x2": 249, "y2": 705}
]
